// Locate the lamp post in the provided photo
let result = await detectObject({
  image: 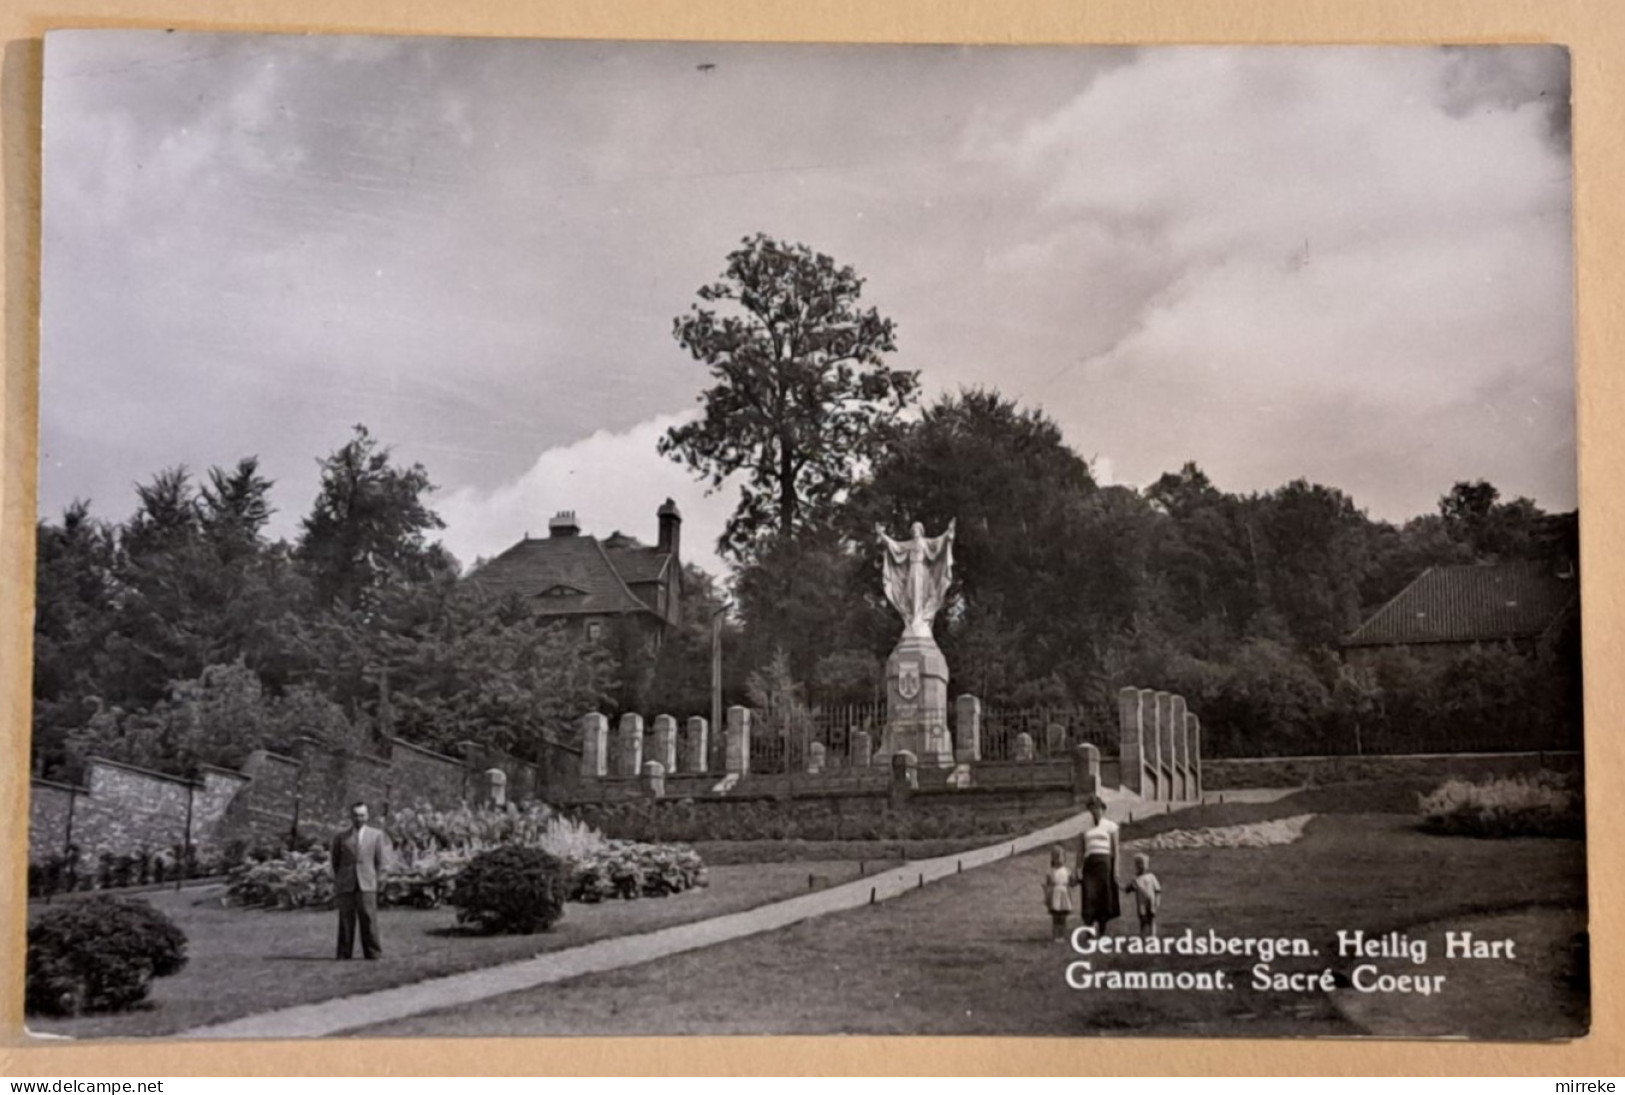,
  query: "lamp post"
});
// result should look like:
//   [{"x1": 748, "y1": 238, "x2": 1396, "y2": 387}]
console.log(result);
[{"x1": 710, "y1": 602, "x2": 730, "y2": 772}]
